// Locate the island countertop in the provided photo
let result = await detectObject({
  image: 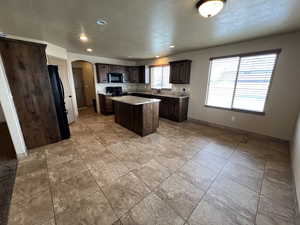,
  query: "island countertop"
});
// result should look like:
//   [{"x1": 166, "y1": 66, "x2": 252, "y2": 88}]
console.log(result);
[{"x1": 110, "y1": 96, "x2": 161, "y2": 105}]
